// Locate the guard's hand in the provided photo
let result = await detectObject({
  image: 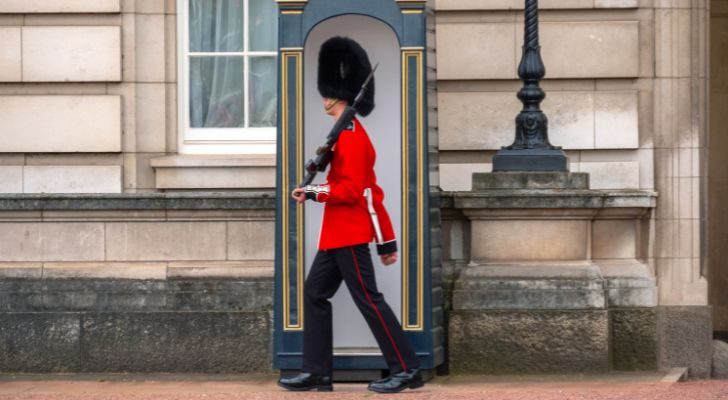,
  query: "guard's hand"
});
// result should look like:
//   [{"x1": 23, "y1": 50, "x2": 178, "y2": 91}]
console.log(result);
[
  {"x1": 291, "y1": 188, "x2": 306, "y2": 204},
  {"x1": 380, "y1": 252, "x2": 398, "y2": 266}
]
